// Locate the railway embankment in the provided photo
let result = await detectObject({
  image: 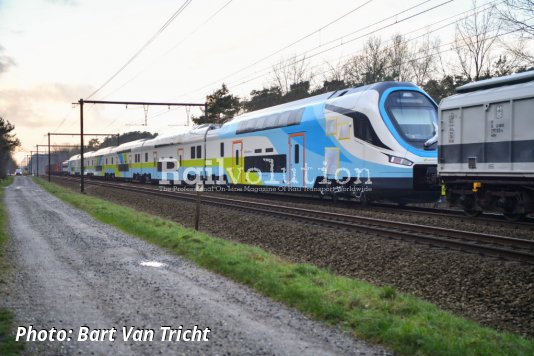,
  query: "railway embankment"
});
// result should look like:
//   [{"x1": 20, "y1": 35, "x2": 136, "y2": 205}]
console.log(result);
[{"x1": 34, "y1": 176, "x2": 534, "y2": 355}]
